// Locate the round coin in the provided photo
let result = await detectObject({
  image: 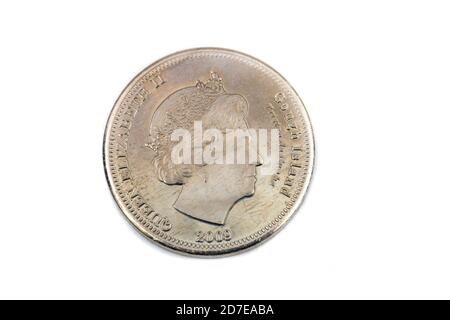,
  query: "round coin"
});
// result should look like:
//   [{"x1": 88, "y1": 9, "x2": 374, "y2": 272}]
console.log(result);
[{"x1": 103, "y1": 48, "x2": 314, "y2": 256}]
